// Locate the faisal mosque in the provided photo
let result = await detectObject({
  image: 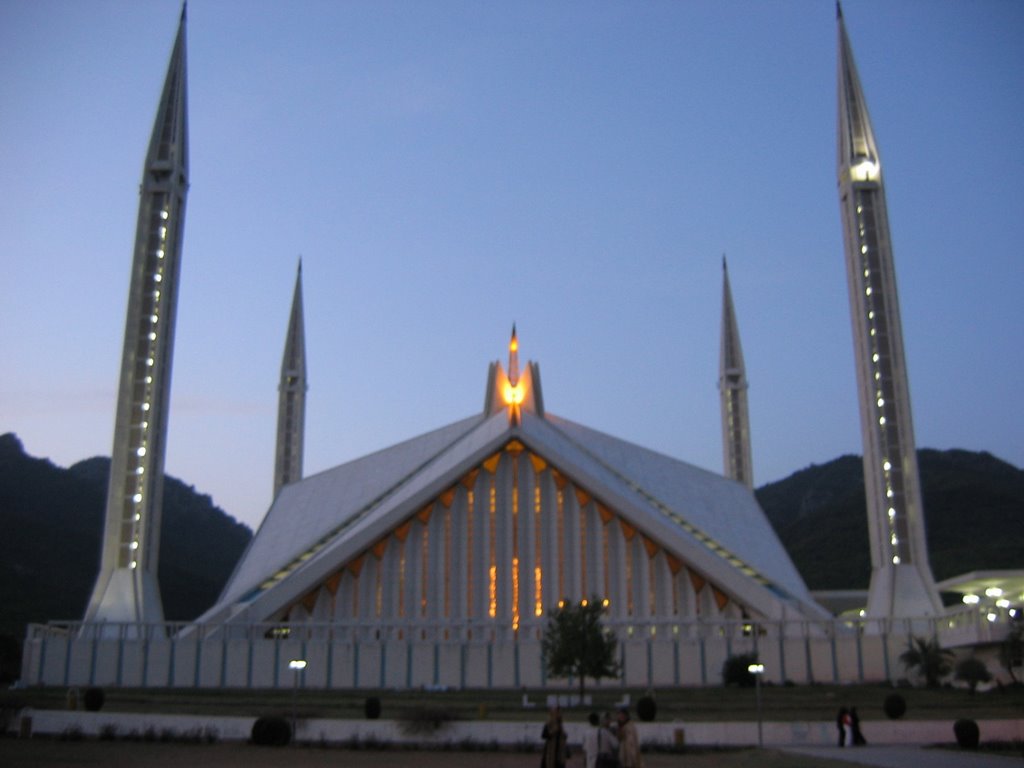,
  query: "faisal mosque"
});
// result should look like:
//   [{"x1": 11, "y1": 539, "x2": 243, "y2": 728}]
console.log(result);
[{"x1": 22, "y1": 6, "x2": 1020, "y2": 690}]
